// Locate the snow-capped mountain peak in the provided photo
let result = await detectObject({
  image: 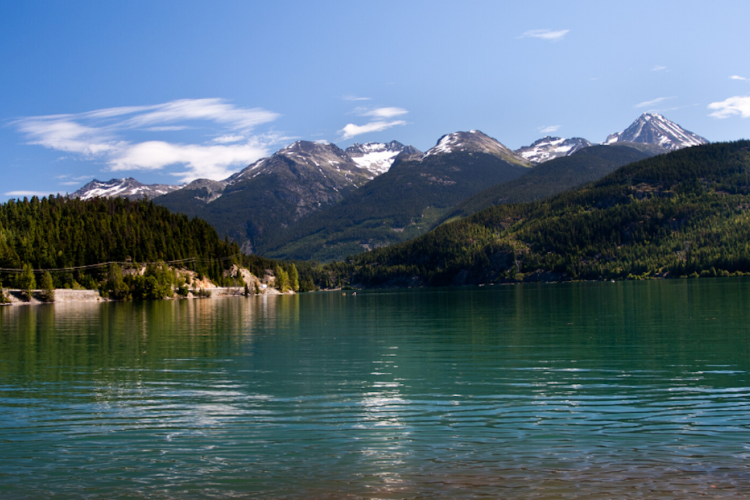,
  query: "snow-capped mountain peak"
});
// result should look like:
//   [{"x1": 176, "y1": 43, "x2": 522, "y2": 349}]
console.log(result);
[
  {"x1": 514, "y1": 136, "x2": 593, "y2": 163},
  {"x1": 423, "y1": 130, "x2": 530, "y2": 166},
  {"x1": 345, "y1": 141, "x2": 422, "y2": 176},
  {"x1": 604, "y1": 113, "x2": 708, "y2": 150},
  {"x1": 72, "y1": 178, "x2": 184, "y2": 201}
]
